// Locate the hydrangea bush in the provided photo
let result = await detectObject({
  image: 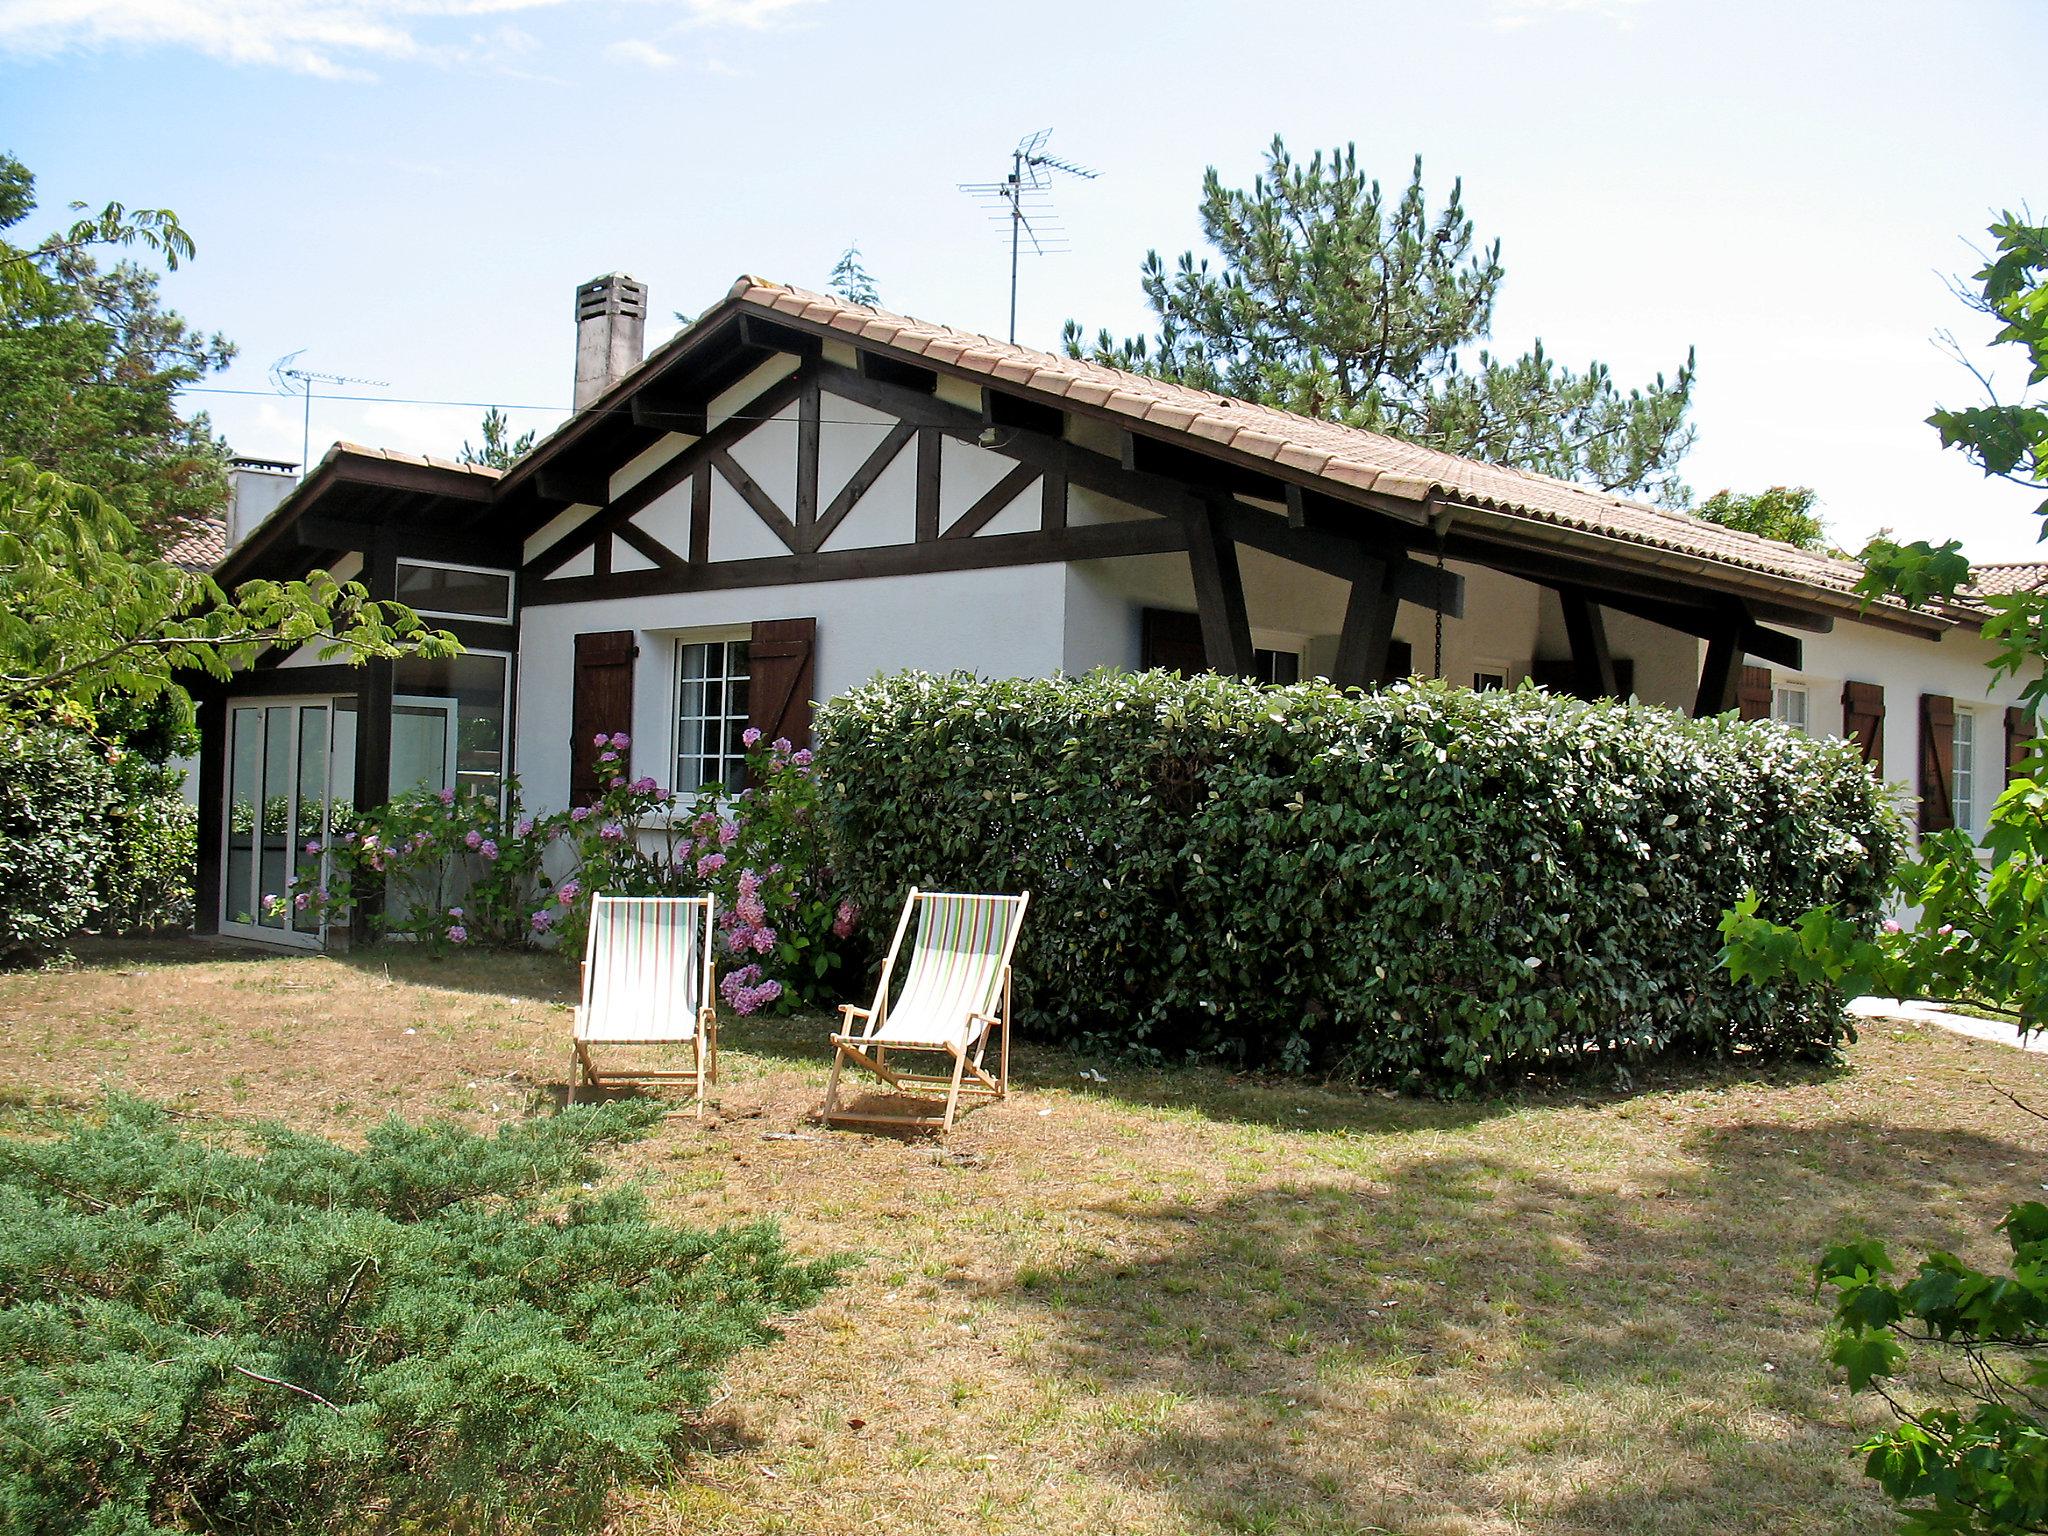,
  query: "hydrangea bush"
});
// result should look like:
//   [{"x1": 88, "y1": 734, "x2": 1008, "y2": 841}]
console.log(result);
[{"x1": 297, "y1": 732, "x2": 851, "y2": 1013}]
